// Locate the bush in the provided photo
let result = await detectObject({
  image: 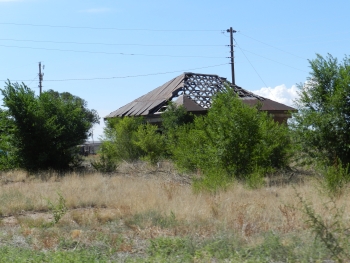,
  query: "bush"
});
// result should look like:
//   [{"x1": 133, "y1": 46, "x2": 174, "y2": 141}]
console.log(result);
[
  {"x1": 172, "y1": 87, "x2": 291, "y2": 186},
  {"x1": 134, "y1": 123, "x2": 166, "y2": 164},
  {"x1": 318, "y1": 160, "x2": 350, "y2": 198},
  {"x1": 160, "y1": 102, "x2": 194, "y2": 158},
  {"x1": 0, "y1": 82, "x2": 99, "y2": 171},
  {"x1": 297, "y1": 191, "x2": 350, "y2": 261},
  {"x1": 90, "y1": 146, "x2": 118, "y2": 174},
  {"x1": 100, "y1": 117, "x2": 144, "y2": 163},
  {"x1": 292, "y1": 54, "x2": 350, "y2": 166},
  {"x1": 98, "y1": 117, "x2": 167, "y2": 167}
]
